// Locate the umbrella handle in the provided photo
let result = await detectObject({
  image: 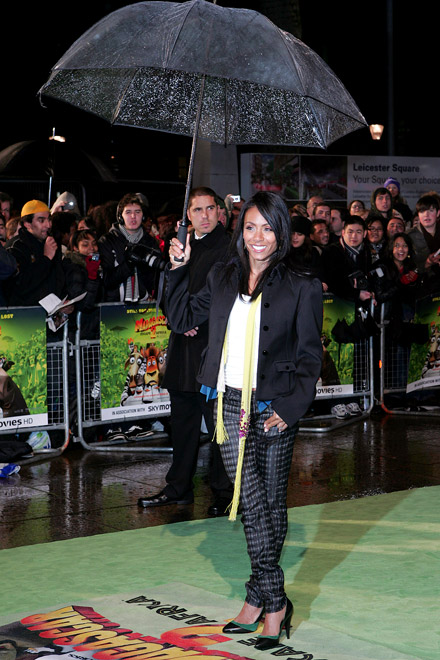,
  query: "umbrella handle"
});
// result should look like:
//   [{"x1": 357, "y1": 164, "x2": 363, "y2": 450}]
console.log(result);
[{"x1": 173, "y1": 220, "x2": 189, "y2": 263}]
